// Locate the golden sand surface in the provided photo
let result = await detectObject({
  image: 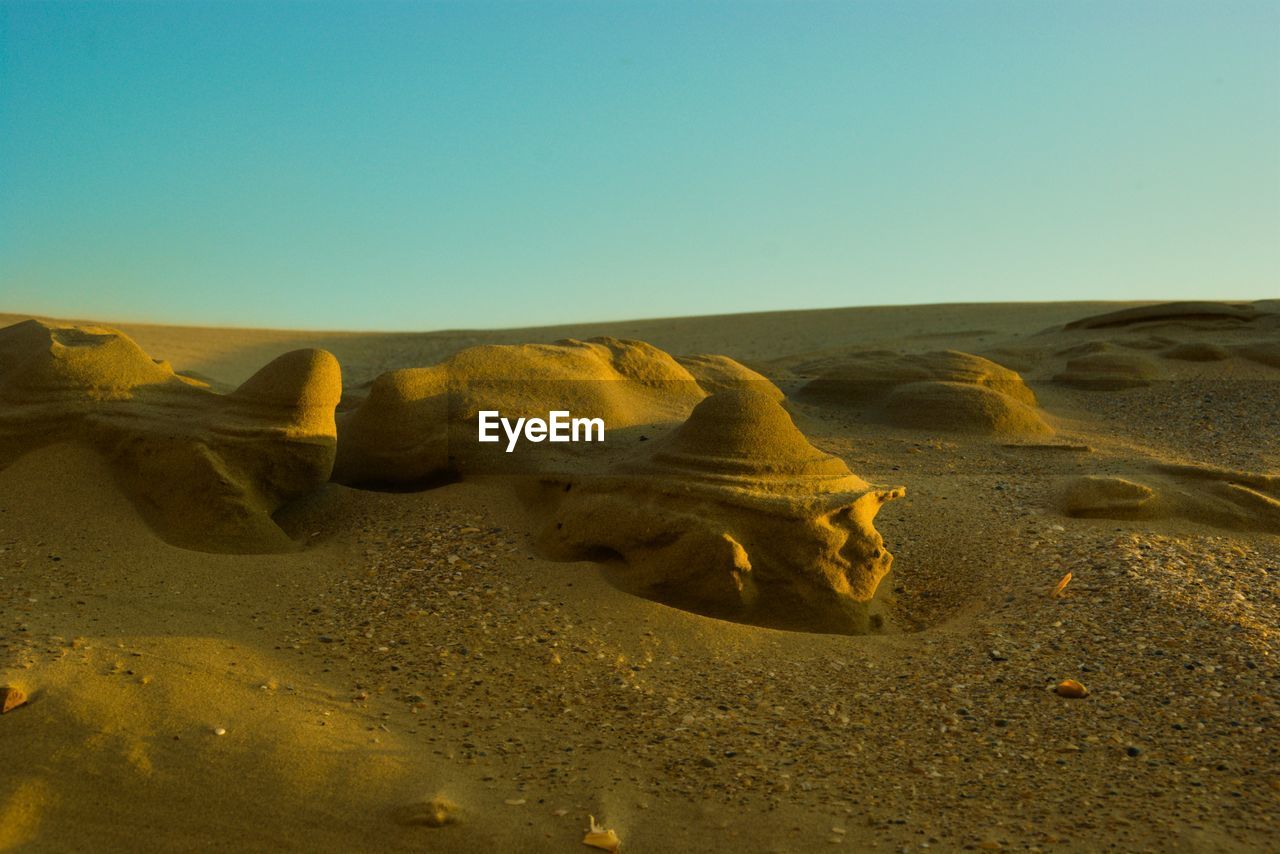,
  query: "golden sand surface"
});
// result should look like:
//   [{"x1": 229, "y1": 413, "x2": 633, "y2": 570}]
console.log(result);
[{"x1": 1, "y1": 301, "x2": 1277, "y2": 851}]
